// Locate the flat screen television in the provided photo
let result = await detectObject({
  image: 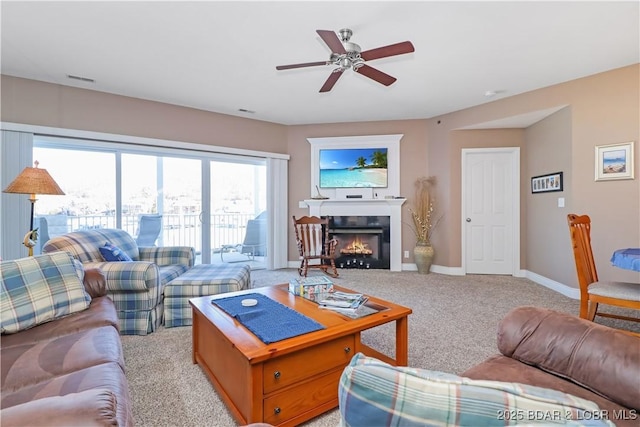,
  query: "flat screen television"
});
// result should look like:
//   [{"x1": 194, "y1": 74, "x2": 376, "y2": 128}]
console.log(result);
[{"x1": 319, "y1": 148, "x2": 388, "y2": 188}]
